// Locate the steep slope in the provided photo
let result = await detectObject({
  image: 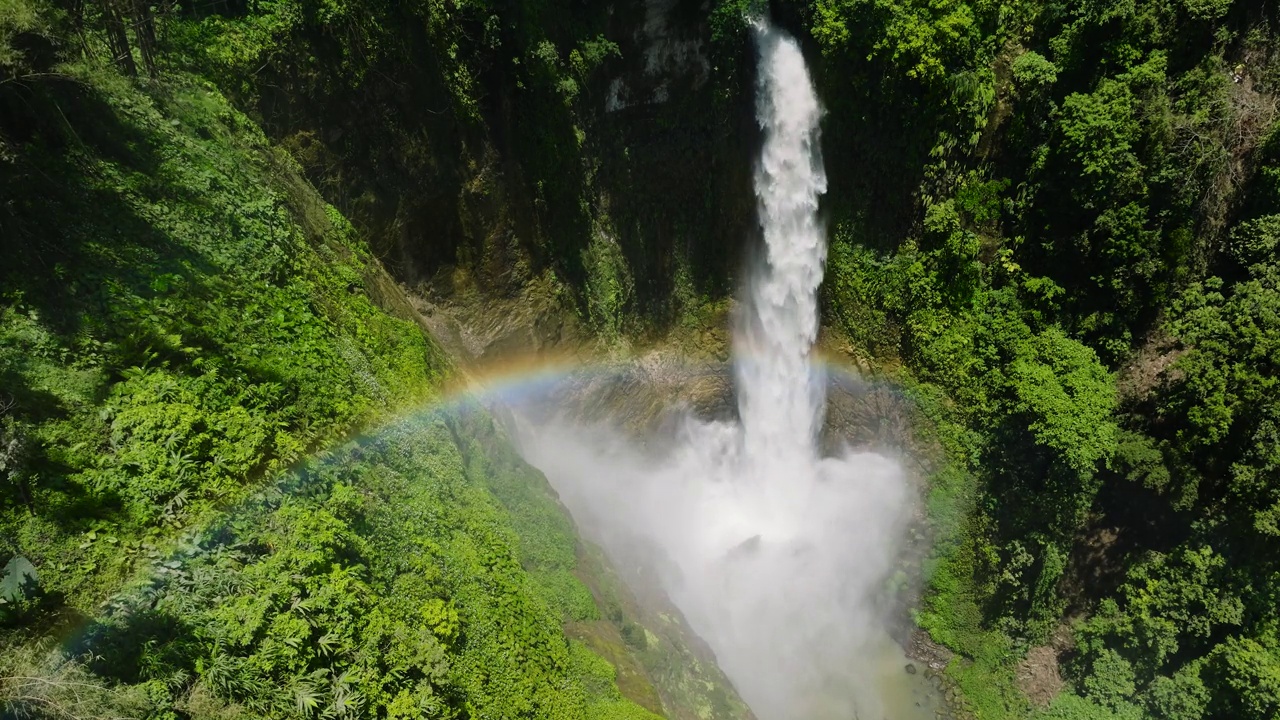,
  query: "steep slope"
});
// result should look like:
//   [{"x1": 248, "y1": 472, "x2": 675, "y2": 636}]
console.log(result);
[
  {"x1": 0, "y1": 11, "x2": 737, "y2": 718},
  {"x1": 171, "y1": 0, "x2": 758, "y2": 328},
  {"x1": 799, "y1": 1, "x2": 1280, "y2": 718}
]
